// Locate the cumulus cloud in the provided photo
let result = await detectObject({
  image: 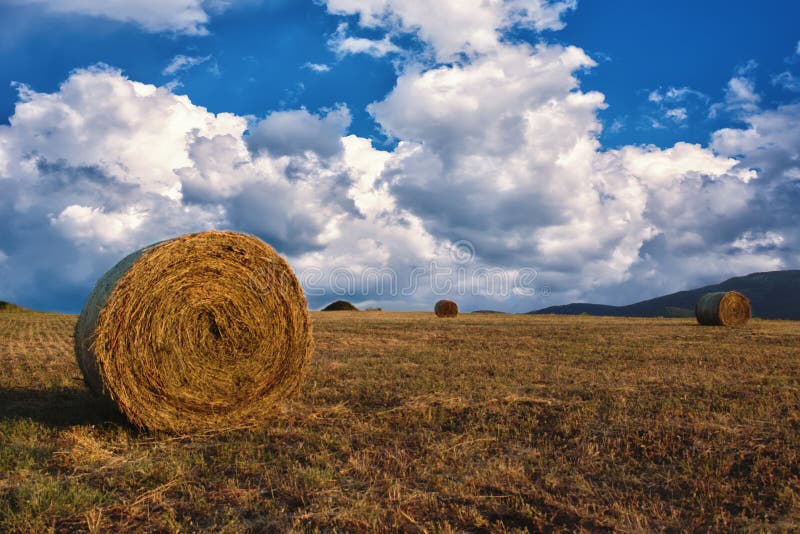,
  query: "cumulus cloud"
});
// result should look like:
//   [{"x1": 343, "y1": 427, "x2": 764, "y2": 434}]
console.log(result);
[
  {"x1": 364, "y1": 38, "x2": 779, "y2": 303},
  {"x1": 0, "y1": 66, "x2": 449, "y2": 311},
  {"x1": 328, "y1": 23, "x2": 402, "y2": 58},
  {"x1": 732, "y1": 231, "x2": 785, "y2": 254},
  {"x1": 2, "y1": 4, "x2": 799, "y2": 313},
  {"x1": 9, "y1": 0, "x2": 237, "y2": 35},
  {"x1": 324, "y1": 0, "x2": 576, "y2": 61},
  {"x1": 245, "y1": 106, "x2": 352, "y2": 158}
]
